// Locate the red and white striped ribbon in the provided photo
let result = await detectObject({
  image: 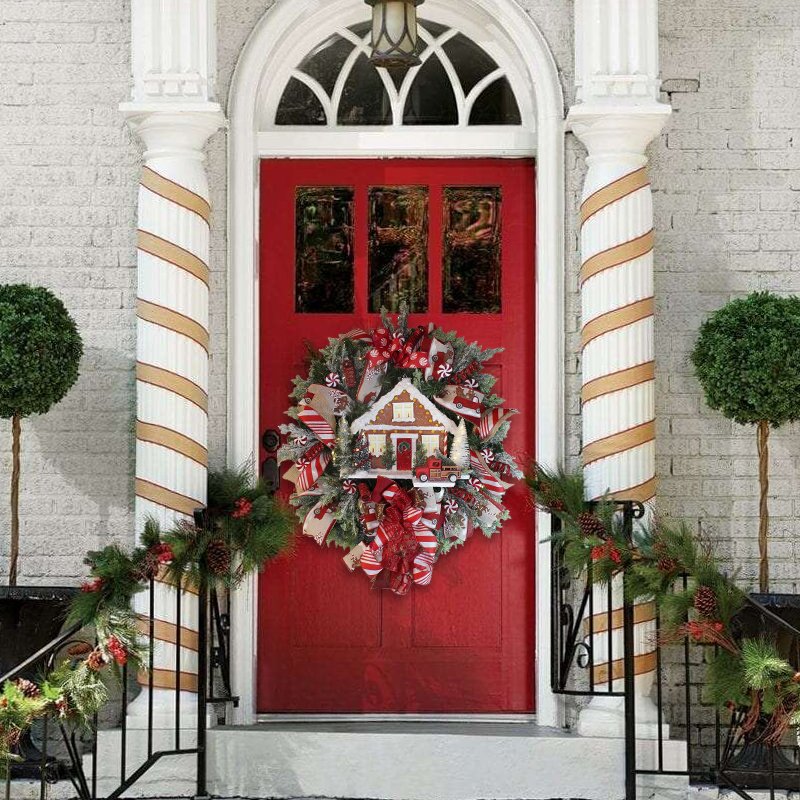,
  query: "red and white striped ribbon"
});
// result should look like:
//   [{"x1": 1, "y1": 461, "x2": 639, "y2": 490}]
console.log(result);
[
  {"x1": 296, "y1": 444, "x2": 332, "y2": 493},
  {"x1": 477, "y1": 407, "x2": 517, "y2": 441},
  {"x1": 298, "y1": 402, "x2": 335, "y2": 447},
  {"x1": 469, "y1": 450, "x2": 508, "y2": 497}
]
